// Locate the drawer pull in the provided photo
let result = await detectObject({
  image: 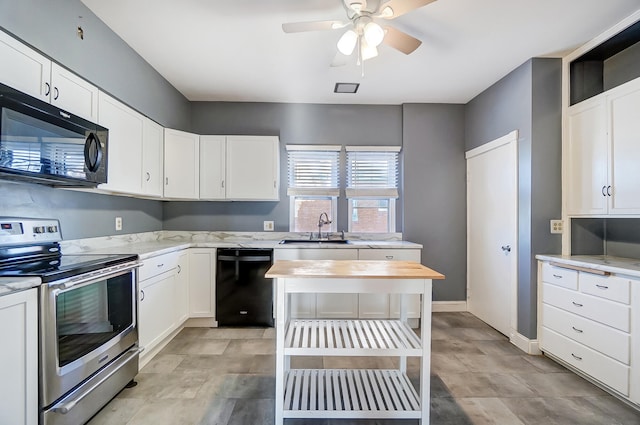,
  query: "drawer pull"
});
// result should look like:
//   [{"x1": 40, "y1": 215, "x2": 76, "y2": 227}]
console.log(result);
[
  {"x1": 596, "y1": 284, "x2": 609, "y2": 290},
  {"x1": 157, "y1": 263, "x2": 164, "y2": 268},
  {"x1": 572, "y1": 301, "x2": 583, "y2": 307},
  {"x1": 553, "y1": 274, "x2": 562, "y2": 279},
  {"x1": 572, "y1": 326, "x2": 583, "y2": 333},
  {"x1": 571, "y1": 353, "x2": 583, "y2": 361},
  {"x1": 385, "y1": 256, "x2": 394, "y2": 260}
]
